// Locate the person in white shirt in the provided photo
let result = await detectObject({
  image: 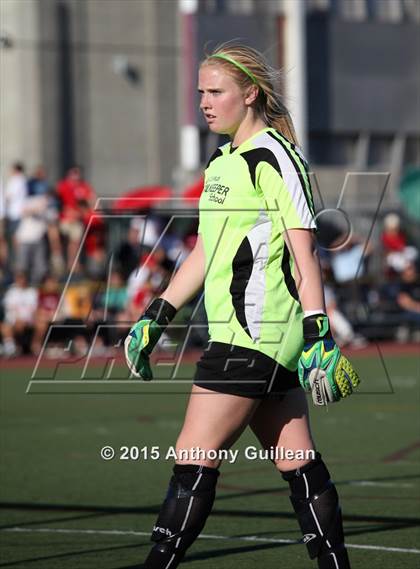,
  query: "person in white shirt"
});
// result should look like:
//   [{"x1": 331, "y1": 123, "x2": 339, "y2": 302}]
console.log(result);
[
  {"x1": 4, "y1": 162, "x2": 27, "y2": 229},
  {"x1": 1, "y1": 271, "x2": 38, "y2": 356},
  {"x1": 4, "y1": 162, "x2": 27, "y2": 265},
  {"x1": 15, "y1": 195, "x2": 49, "y2": 284}
]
